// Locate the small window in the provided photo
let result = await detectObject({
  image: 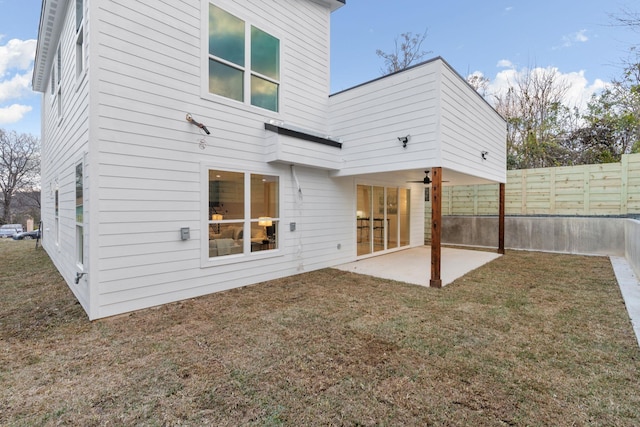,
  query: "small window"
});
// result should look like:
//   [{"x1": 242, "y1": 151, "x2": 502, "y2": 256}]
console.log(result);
[
  {"x1": 76, "y1": 0, "x2": 84, "y2": 32},
  {"x1": 52, "y1": 44, "x2": 63, "y2": 118},
  {"x1": 75, "y1": 0, "x2": 85, "y2": 78},
  {"x1": 54, "y1": 186, "x2": 60, "y2": 245},
  {"x1": 75, "y1": 163, "x2": 84, "y2": 266},
  {"x1": 76, "y1": 30, "x2": 84, "y2": 77}
]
